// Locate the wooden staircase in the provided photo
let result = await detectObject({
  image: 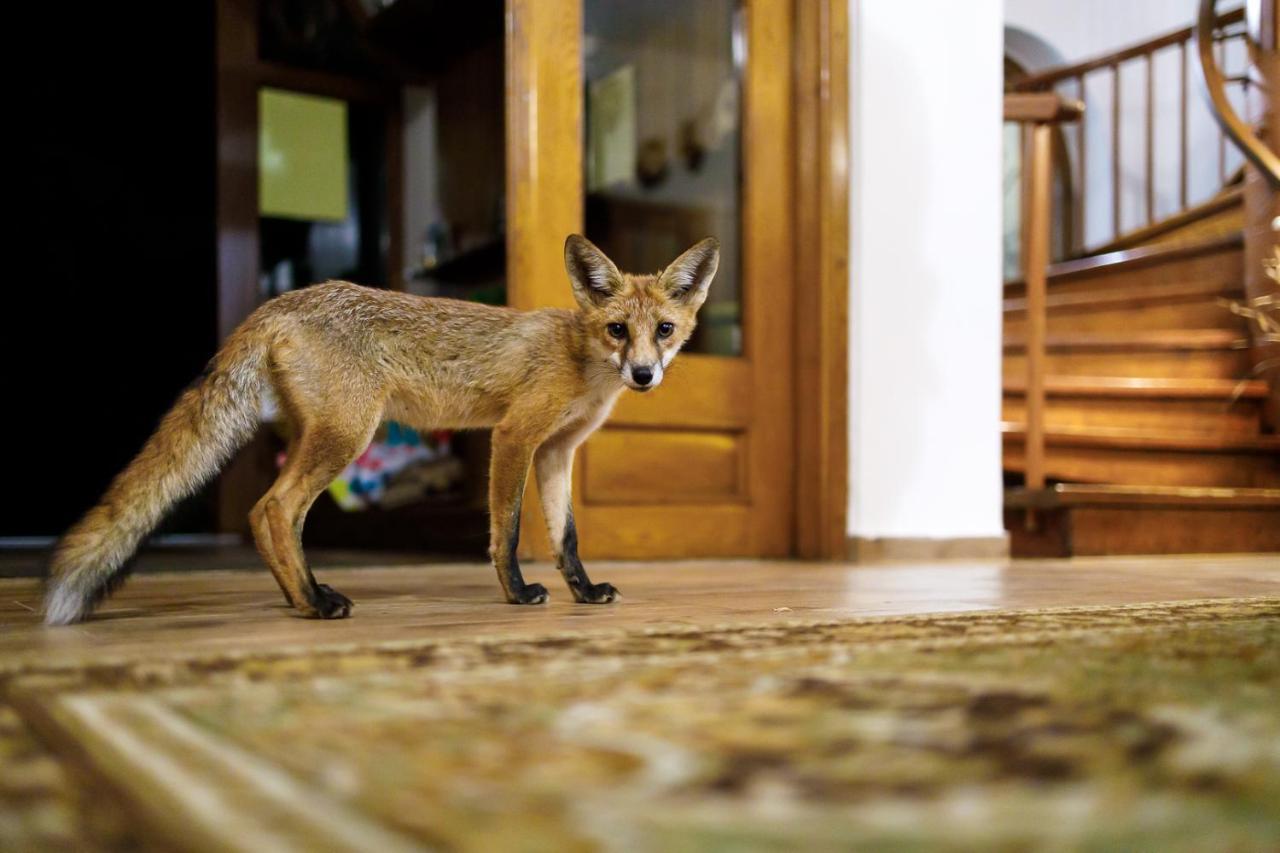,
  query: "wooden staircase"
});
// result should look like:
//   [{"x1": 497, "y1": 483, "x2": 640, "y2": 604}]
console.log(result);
[
  {"x1": 1002, "y1": 219, "x2": 1280, "y2": 555},
  {"x1": 1002, "y1": 1, "x2": 1280, "y2": 557}
]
